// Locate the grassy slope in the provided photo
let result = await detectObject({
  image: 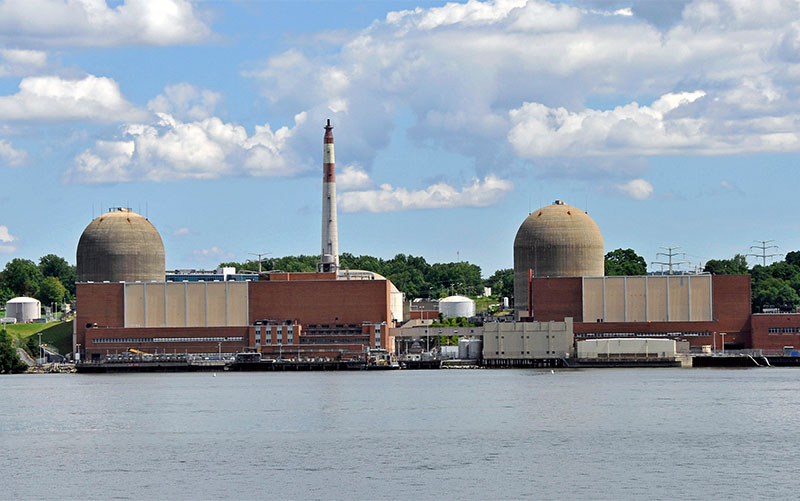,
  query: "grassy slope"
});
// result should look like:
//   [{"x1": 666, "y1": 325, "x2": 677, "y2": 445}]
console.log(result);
[{"x1": 4, "y1": 320, "x2": 73, "y2": 354}]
